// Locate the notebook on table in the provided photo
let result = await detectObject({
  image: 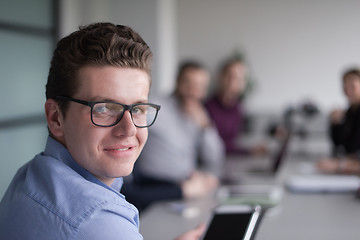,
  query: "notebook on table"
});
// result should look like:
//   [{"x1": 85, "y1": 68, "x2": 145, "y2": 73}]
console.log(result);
[{"x1": 285, "y1": 174, "x2": 360, "y2": 193}]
